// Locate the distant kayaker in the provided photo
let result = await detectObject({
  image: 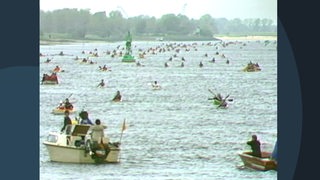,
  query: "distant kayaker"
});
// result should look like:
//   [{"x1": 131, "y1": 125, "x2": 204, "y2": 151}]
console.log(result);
[
  {"x1": 112, "y1": 90, "x2": 122, "y2": 102},
  {"x1": 53, "y1": 65, "x2": 61, "y2": 72},
  {"x1": 247, "y1": 135, "x2": 262, "y2": 157},
  {"x1": 97, "y1": 79, "x2": 105, "y2": 87},
  {"x1": 64, "y1": 98, "x2": 73, "y2": 110},
  {"x1": 199, "y1": 61, "x2": 203, "y2": 68},
  {"x1": 152, "y1": 81, "x2": 161, "y2": 89}
]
